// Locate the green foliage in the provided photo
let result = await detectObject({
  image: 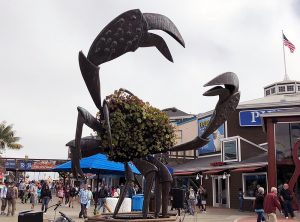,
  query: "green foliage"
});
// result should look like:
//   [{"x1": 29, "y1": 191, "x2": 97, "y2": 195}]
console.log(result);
[
  {"x1": 0, "y1": 121, "x2": 23, "y2": 150},
  {"x1": 98, "y1": 89, "x2": 175, "y2": 162}
]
